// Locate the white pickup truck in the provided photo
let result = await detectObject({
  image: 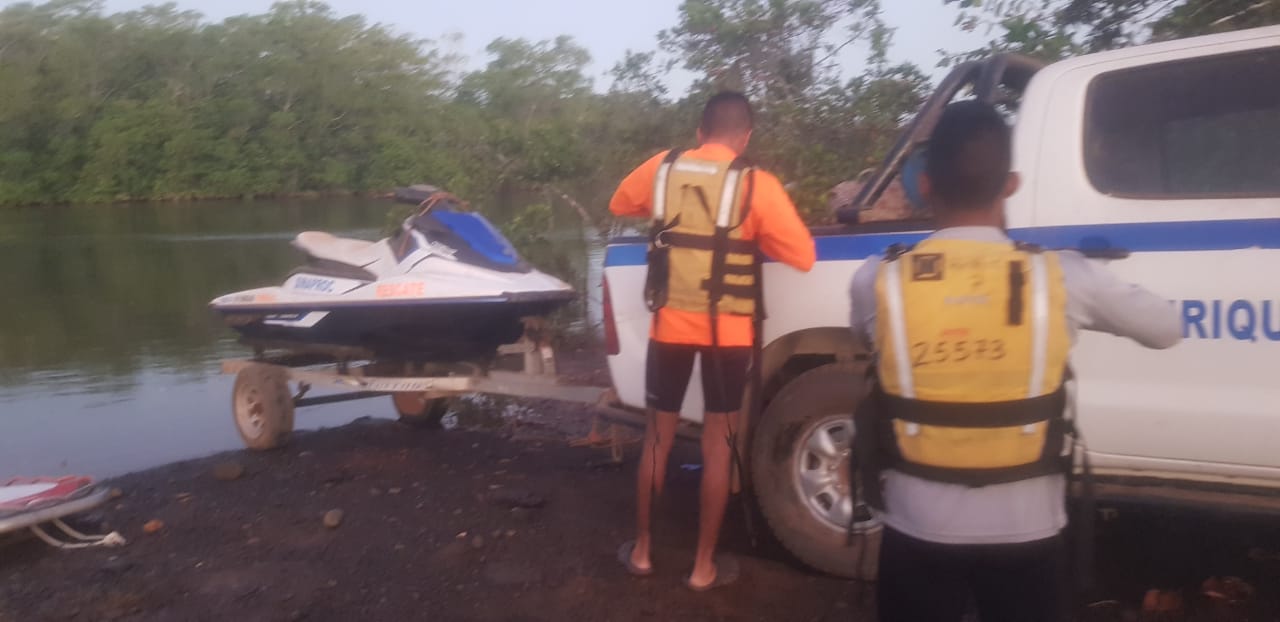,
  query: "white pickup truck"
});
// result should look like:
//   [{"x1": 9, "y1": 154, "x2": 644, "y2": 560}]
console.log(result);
[{"x1": 600, "y1": 25, "x2": 1280, "y2": 578}]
